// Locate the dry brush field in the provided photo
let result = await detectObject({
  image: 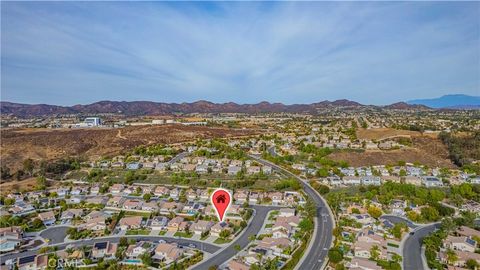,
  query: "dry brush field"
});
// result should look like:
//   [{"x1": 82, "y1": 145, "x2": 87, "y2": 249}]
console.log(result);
[{"x1": 0, "y1": 125, "x2": 259, "y2": 171}]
